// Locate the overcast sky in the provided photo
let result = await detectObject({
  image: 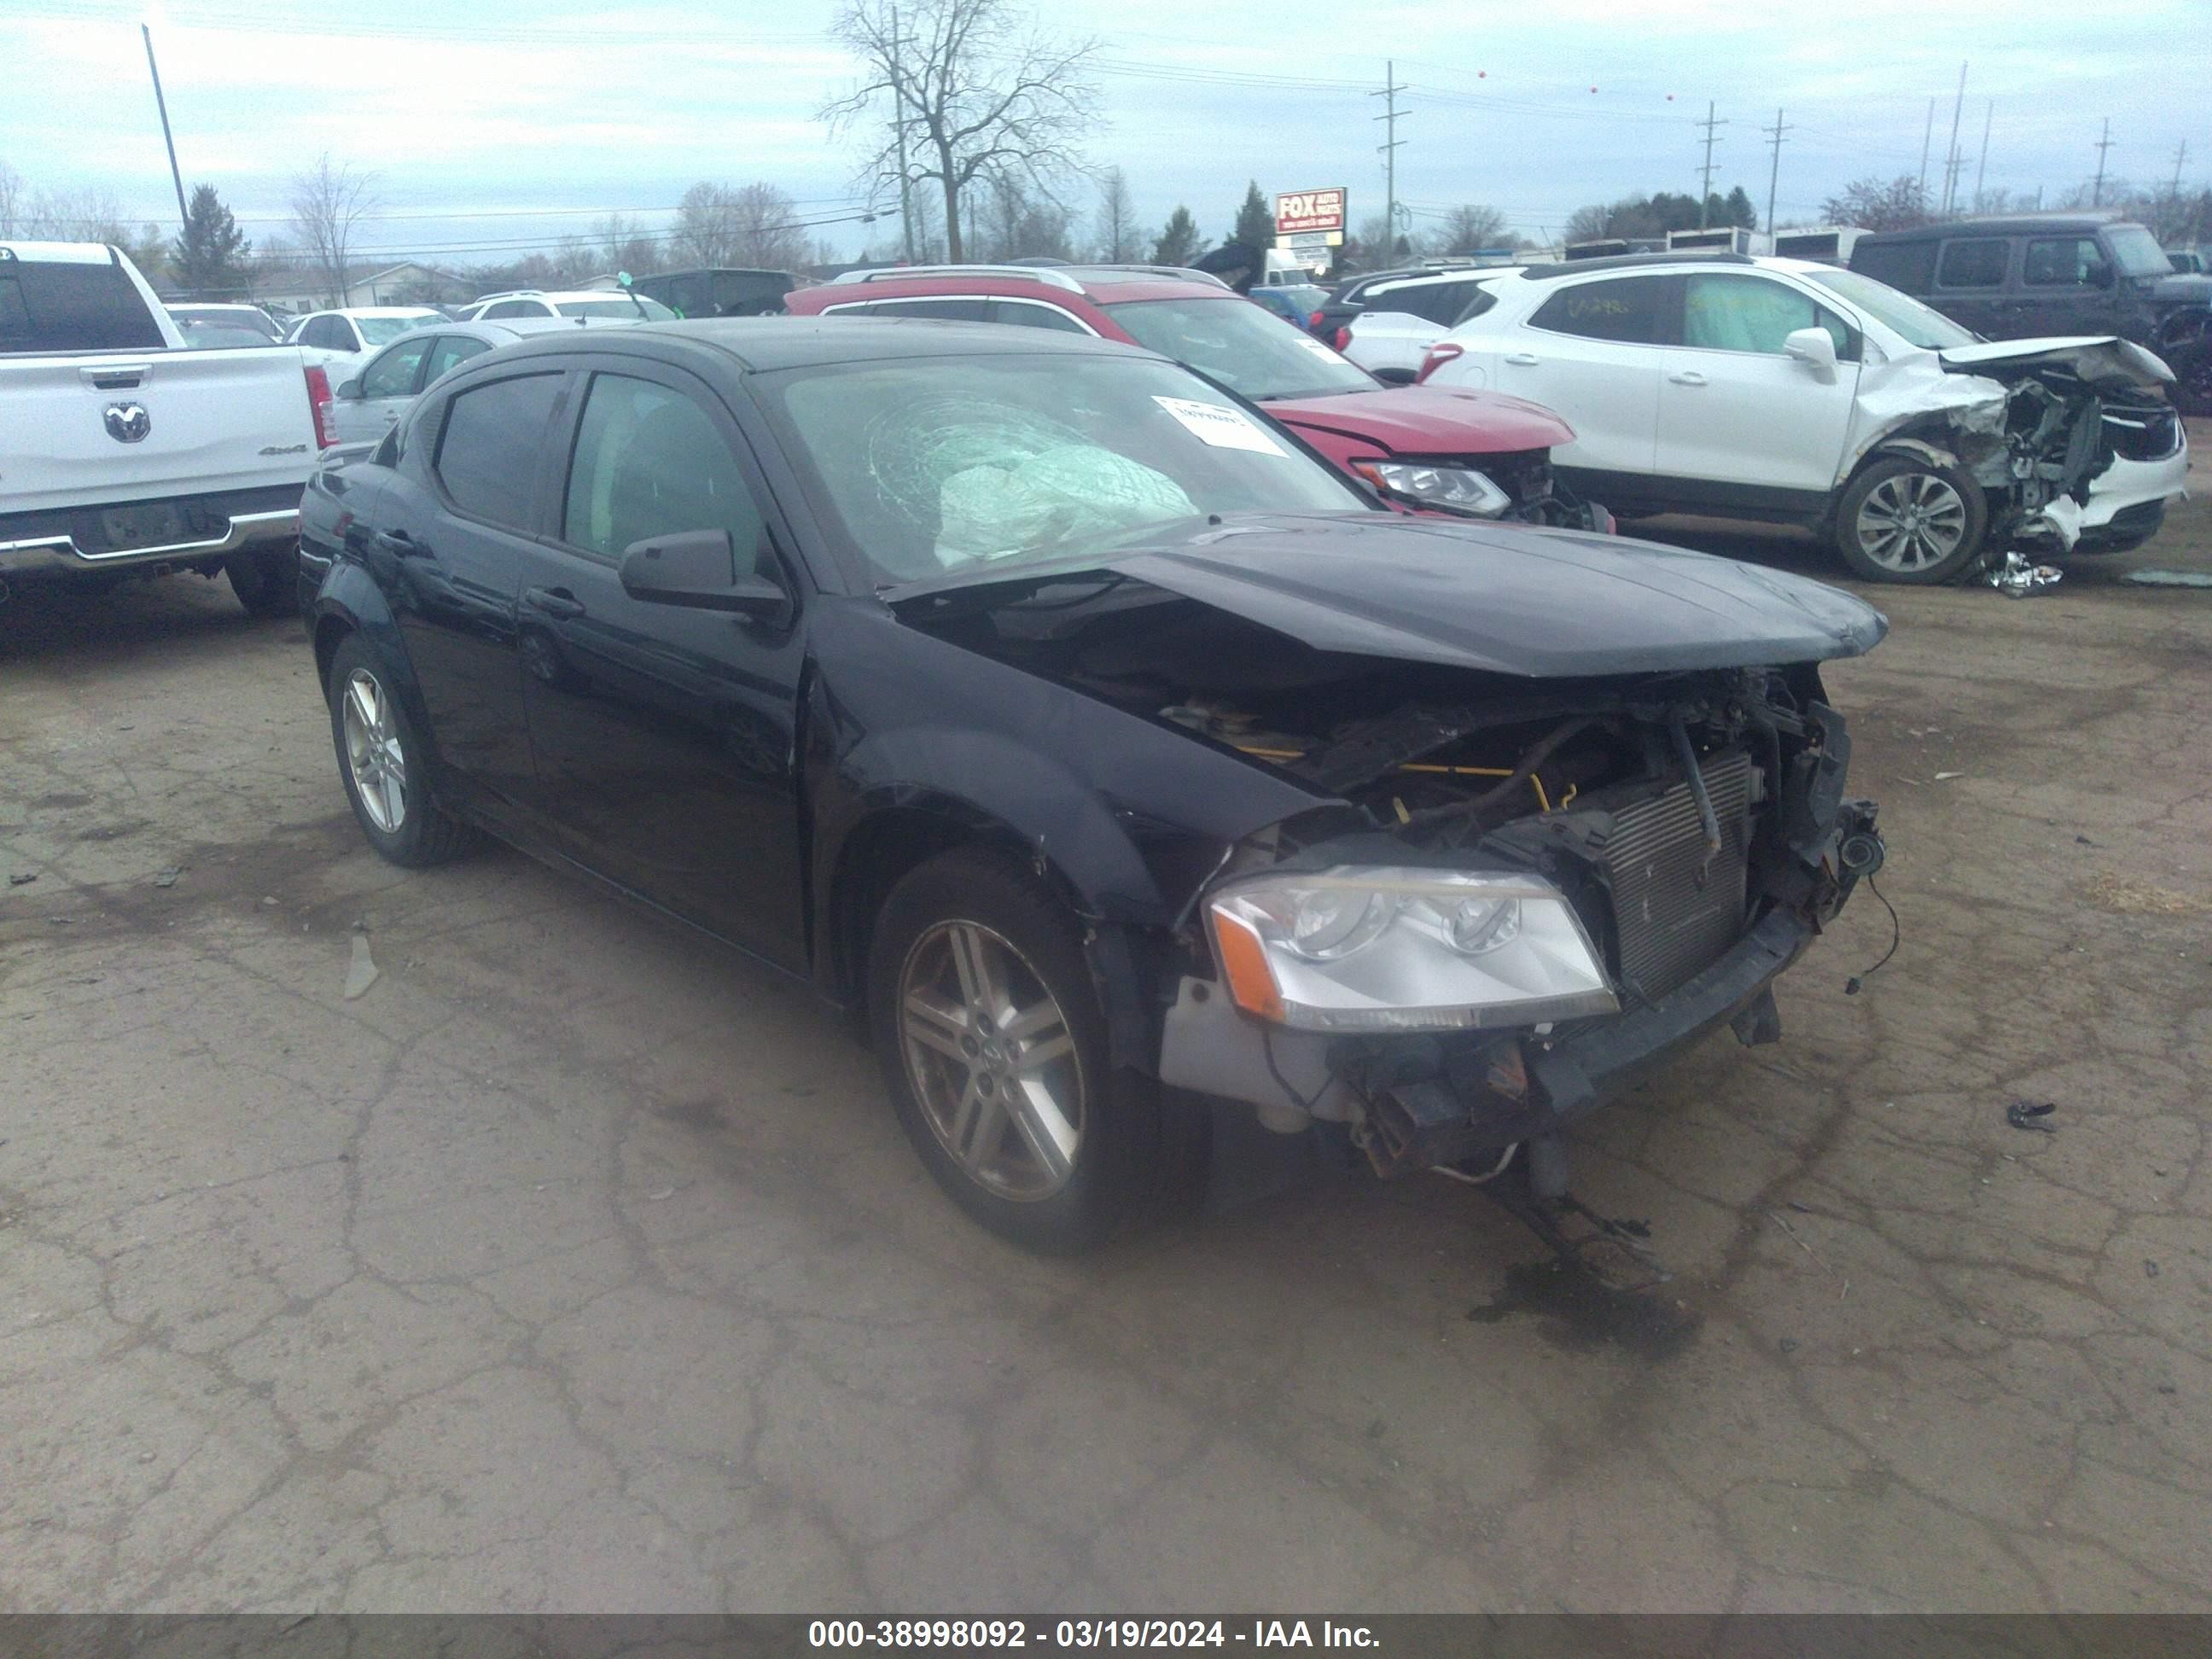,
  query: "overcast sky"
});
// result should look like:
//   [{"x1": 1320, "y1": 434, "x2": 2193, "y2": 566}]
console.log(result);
[{"x1": 2, "y1": 0, "x2": 2200, "y2": 270}]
